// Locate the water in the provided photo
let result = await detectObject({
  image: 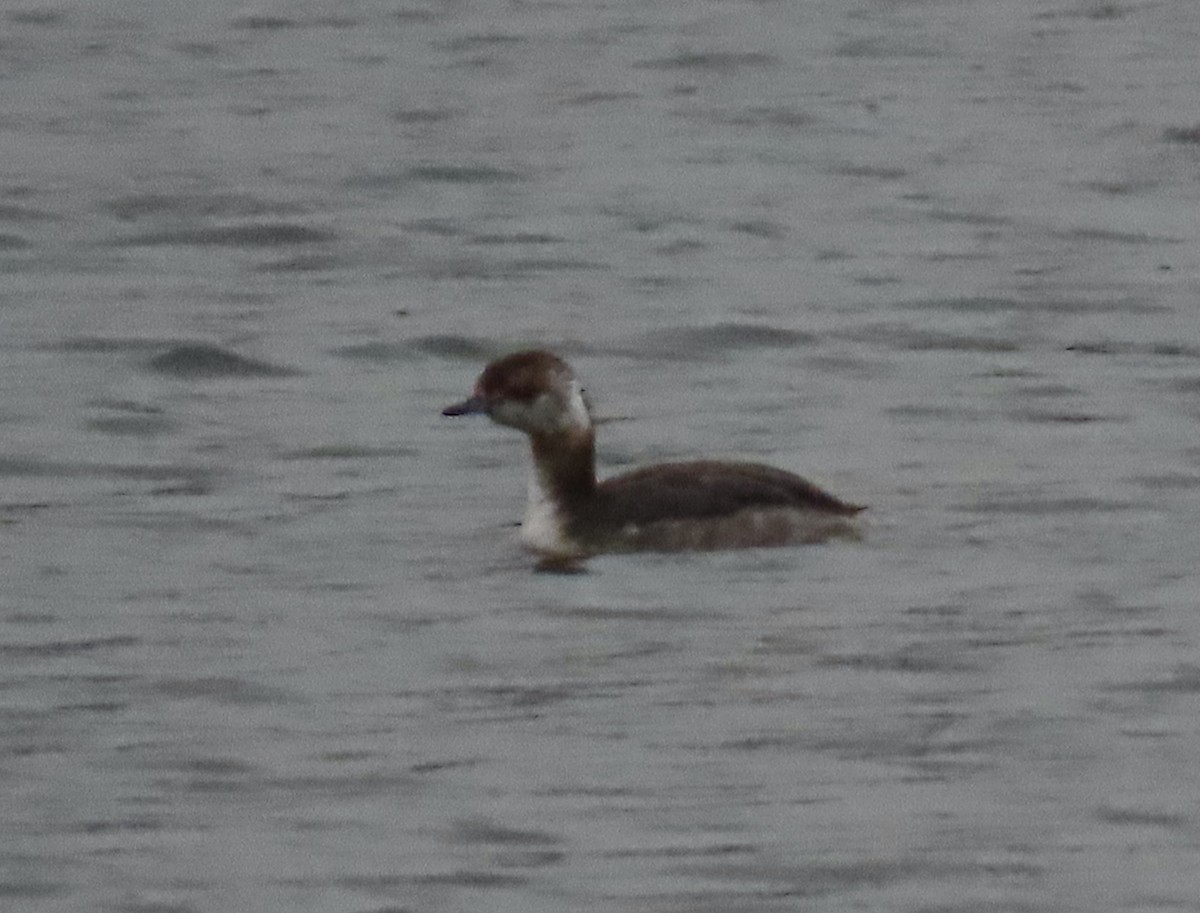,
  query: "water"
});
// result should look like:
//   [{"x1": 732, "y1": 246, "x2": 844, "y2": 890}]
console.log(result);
[{"x1": 4, "y1": 1, "x2": 1200, "y2": 910}]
